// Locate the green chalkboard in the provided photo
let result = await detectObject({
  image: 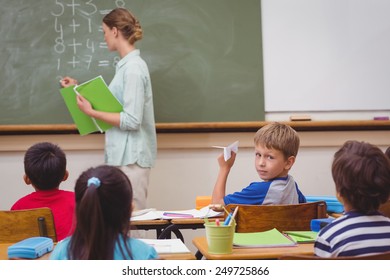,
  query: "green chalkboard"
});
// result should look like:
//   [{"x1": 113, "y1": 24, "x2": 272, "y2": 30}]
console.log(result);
[{"x1": 0, "y1": 0, "x2": 264, "y2": 125}]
